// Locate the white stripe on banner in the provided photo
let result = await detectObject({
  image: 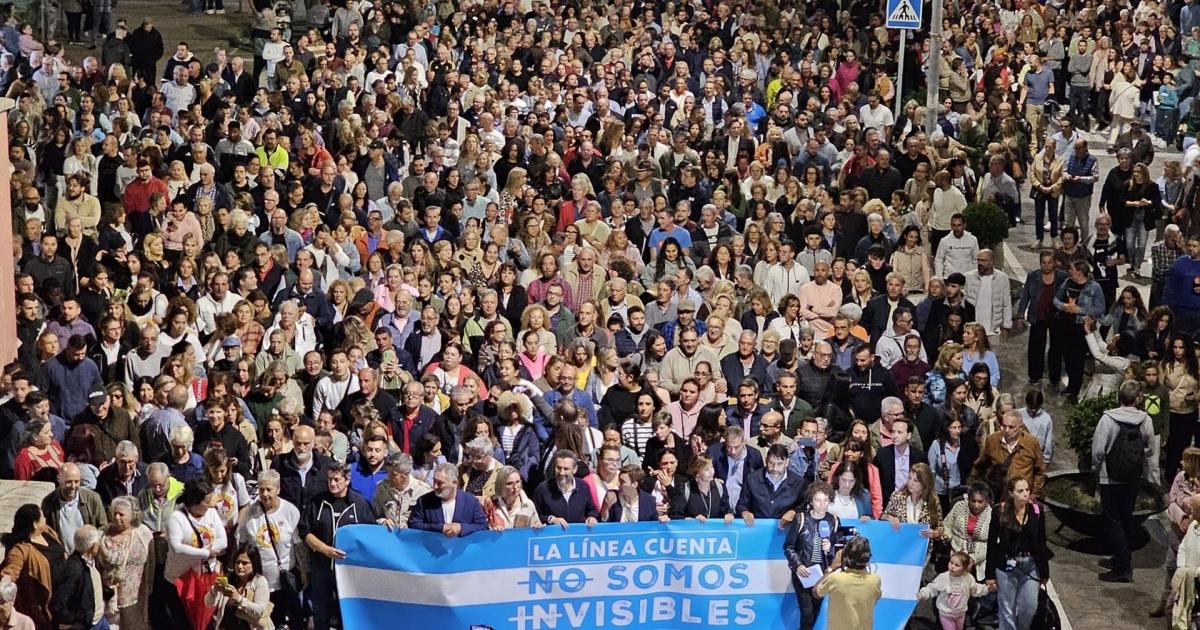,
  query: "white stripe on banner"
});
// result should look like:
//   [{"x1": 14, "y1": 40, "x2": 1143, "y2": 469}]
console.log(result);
[
  {"x1": 338, "y1": 560, "x2": 793, "y2": 606},
  {"x1": 337, "y1": 561, "x2": 924, "y2": 608}
]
